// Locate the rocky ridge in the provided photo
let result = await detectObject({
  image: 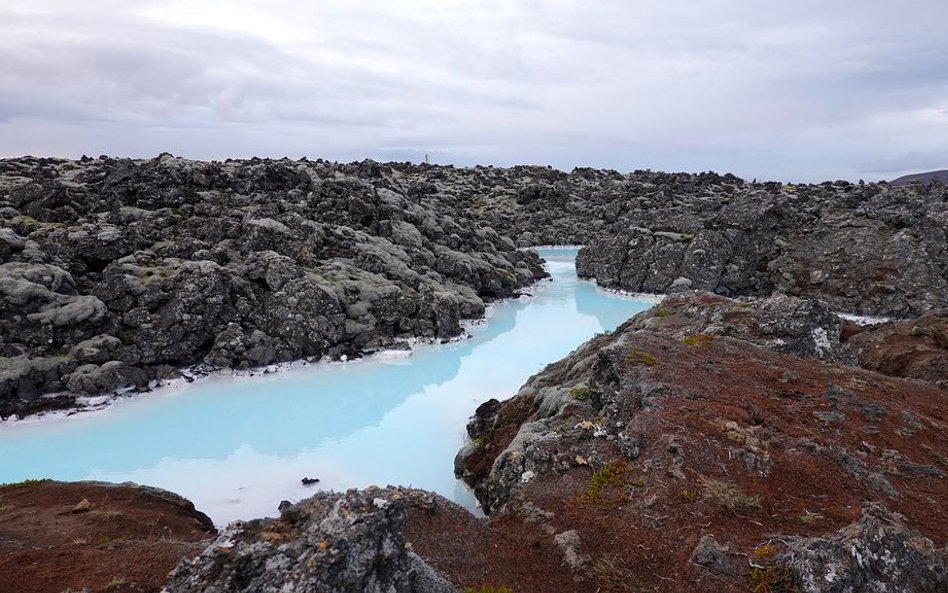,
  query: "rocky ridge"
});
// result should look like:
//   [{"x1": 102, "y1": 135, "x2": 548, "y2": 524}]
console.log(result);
[
  {"x1": 575, "y1": 178, "x2": 947, "y2": 317},
  {"x1": 891, "y1": 169, "x2": 948, "y2": 187}
]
